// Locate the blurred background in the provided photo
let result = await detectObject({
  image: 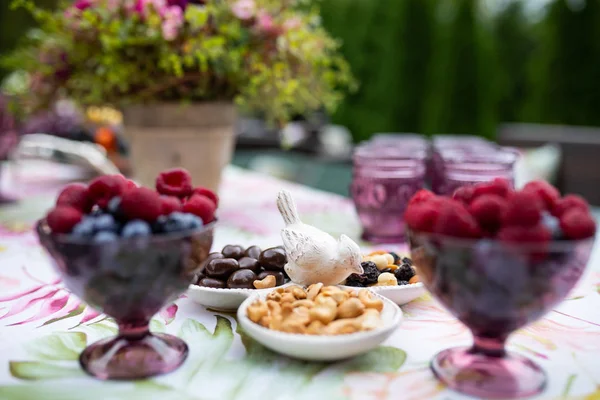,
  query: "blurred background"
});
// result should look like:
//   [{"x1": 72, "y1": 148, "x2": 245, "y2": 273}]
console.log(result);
[{"x1": 1, "y1": 0, "x2": 599, "y2": 200}]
